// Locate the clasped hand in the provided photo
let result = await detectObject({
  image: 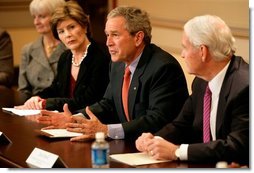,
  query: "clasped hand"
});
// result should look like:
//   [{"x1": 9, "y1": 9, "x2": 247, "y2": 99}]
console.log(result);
[
  {"x1": 15, "y1": 96, "x2": 43, "y2": 110},
  {"x1": 135, "y1": 133, "x2": 178, "y2": 160}
]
